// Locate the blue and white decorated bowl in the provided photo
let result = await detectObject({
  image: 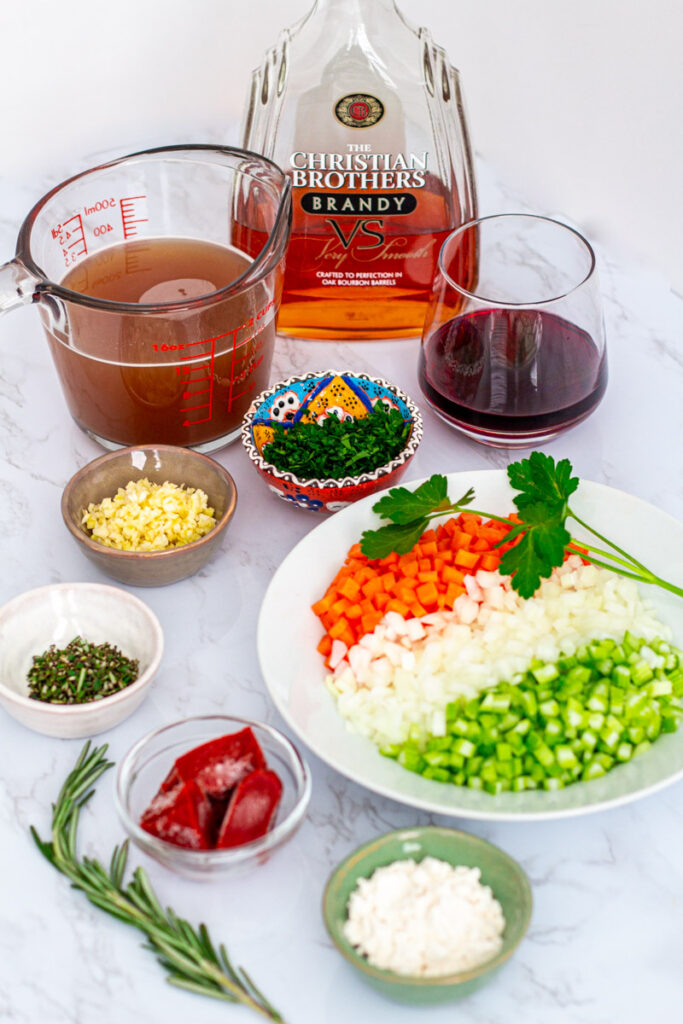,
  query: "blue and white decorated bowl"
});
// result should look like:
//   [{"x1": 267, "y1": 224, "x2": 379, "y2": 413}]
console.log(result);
[{"x1": 241, "y1": 370, "x2": 423, "y2": 513}]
